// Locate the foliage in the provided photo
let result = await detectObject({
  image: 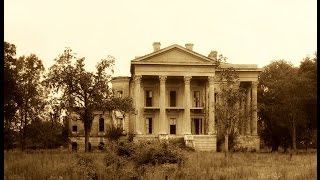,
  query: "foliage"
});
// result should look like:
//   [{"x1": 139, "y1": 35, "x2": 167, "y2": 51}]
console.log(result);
[
  {"x1": 24, "y1": 120, "x2": 69, "y2": 149},
  {"x1": 132, "y1": 141, "x2": 185, "y2": 166},
  {"x1": 105, "y1": 126, "x2": 124, "y2": 141},
  {"x1": 215, "y1": 67, "x2": 246, "y2": 153},
  {"x1": 45, "y1": 48, "x2": 116, "y2": 152},
  {"x1": 4, "y1": 42, "x2": 19, "y2": 129},
  {"x1": 4, "y1": 150, "x2": 316, "y2": 179},
  {"x1": 258, "y1": 56, "x2": 317, "y2": 151},
  {"x1": 4, "y1": 42, "x2": 46, "y2": 150}
]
